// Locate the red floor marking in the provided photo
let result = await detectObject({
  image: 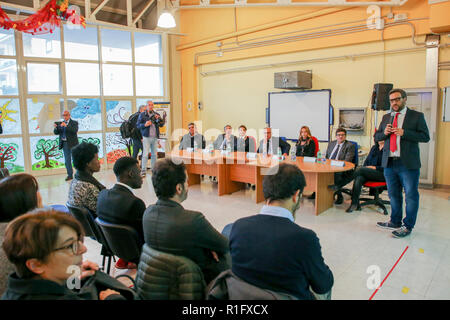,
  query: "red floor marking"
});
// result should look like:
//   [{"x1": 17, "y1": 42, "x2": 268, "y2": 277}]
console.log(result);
[{"x1": 369, "y1": 246, "x2": 409, "y2": 300}]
